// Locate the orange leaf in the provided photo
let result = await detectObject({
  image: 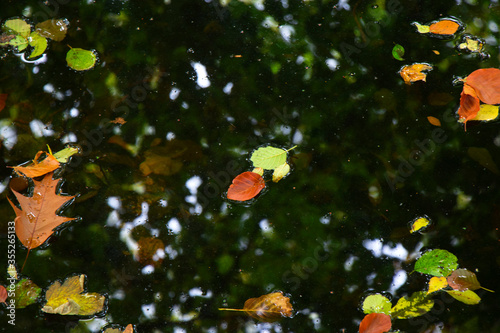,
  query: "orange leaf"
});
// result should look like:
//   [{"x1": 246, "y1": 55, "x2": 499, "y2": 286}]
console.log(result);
[
  {"x1": 429, "y1": 19, "x2": 461, "y2": 35},
  {"x1": 10, "y1": 151, "x2": 60, "y2": 178},
  {"x1": 0, "y1": 285, "x2": 7, "y2": 305},
  {"x1": 427, "y1": 116, "x2": 441, "y2": 127},
  {"x1": 8, "y1": 172, "x2": 76, "y2": 256},
  {"x1": 399, "y1": 63, "x2": 433, "y2": 85},
  {"x1": 458, "y1": 85, "x2": 480, "y2": 130},
  {"x1": 464, "y1": 68, "x2": 500, "y2": 105},
  {"x1": 0, "y1": 93, "x2": 7, "y2": 112},
  {"x1": 219, "y1": 291, "x2": 293, "y2": 322},
  {"x1": 359, "y1": 313, "x2": 392, "y2": 333},
  {"x1": 227, "y1": 171, "x2": 265, "y2": 201}
]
